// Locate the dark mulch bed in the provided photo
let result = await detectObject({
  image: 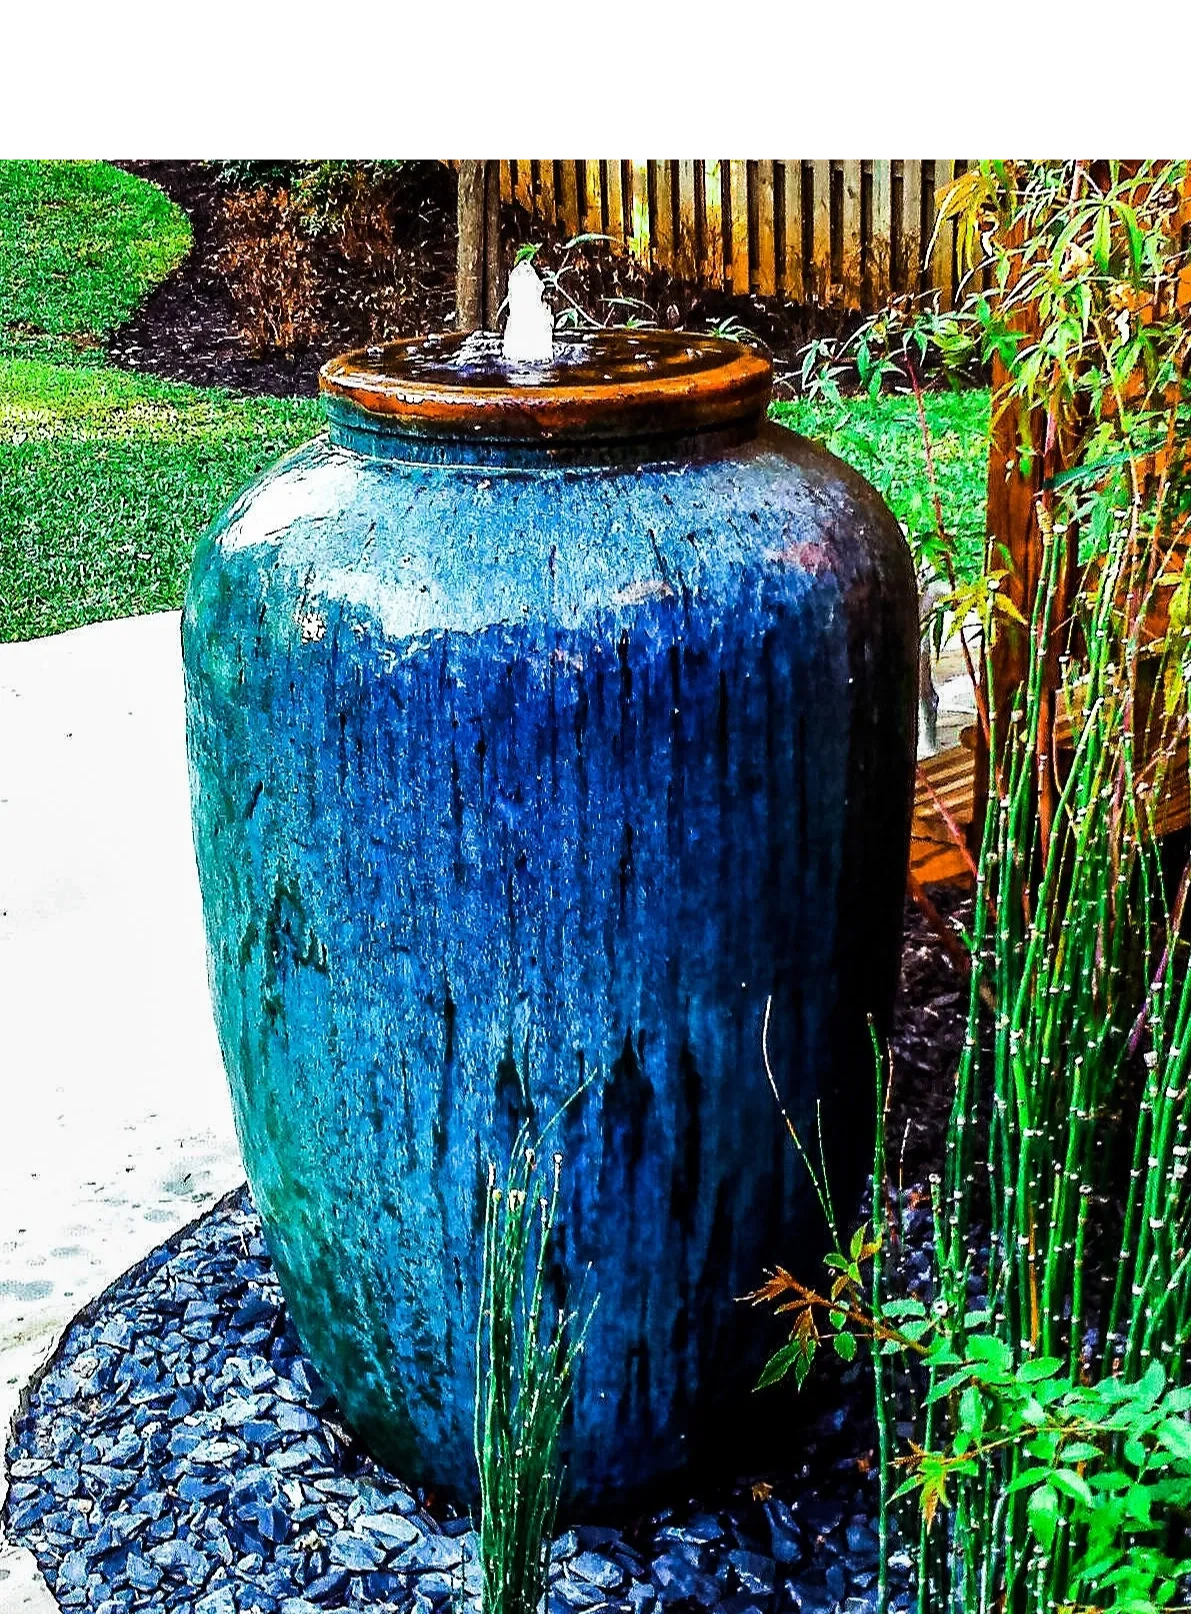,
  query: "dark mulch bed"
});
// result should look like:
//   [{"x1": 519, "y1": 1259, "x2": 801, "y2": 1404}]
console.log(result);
[
  {"x1": 107, "y1": 163, "x2": 861, "y2": 401},
  {"x1": 887, "y1": 883, "x2": 968, "y2": 1184},
  {"x1": 108, "y1": 162, "x2": 458, "y2": 398}
]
